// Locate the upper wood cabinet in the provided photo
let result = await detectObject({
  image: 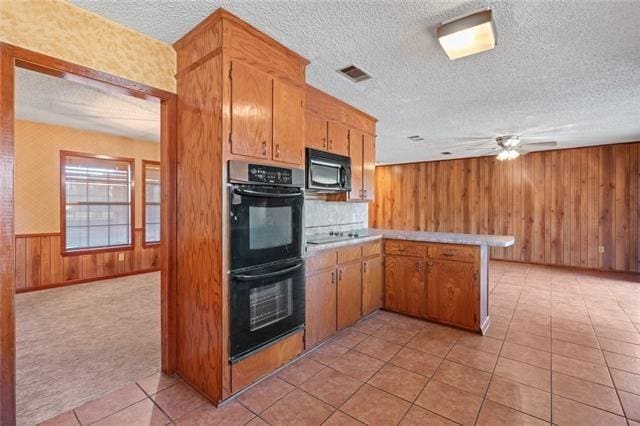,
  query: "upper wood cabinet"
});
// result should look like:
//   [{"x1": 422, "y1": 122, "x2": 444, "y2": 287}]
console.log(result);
[
  {"x1": 328, "y1": 121, "x2": 350, "y2": 157},
  {"x1": 427, "y1": 260, "x2": 478, "y2": 329},
  {"x1": 362, "y1": 132, "x2": 376, "y2": 201},
  {"x1": 384, "y1": 254, "x2": 426, "y2": 318},
  {"x1": 230, "y1": 61, "x2": 304, "y2": 166},
  {"x1": 230, "y1": 61, "x2": 272, "y2": 160},
  {"x1": 305, "y1": 110, "x2": 328, "y2": 151},
  {"x1": 273, "y1": 79, "x2": 304, "y2": 165},
  {"x1": 349, "y1": 129, "x2": 364, "y2": 200}
]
